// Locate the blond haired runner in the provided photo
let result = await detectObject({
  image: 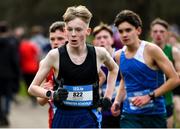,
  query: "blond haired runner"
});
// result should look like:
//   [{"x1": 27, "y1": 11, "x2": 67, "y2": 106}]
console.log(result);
[{"x1": 28, "y1": 5, "x2": 118, "y2": 128}]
